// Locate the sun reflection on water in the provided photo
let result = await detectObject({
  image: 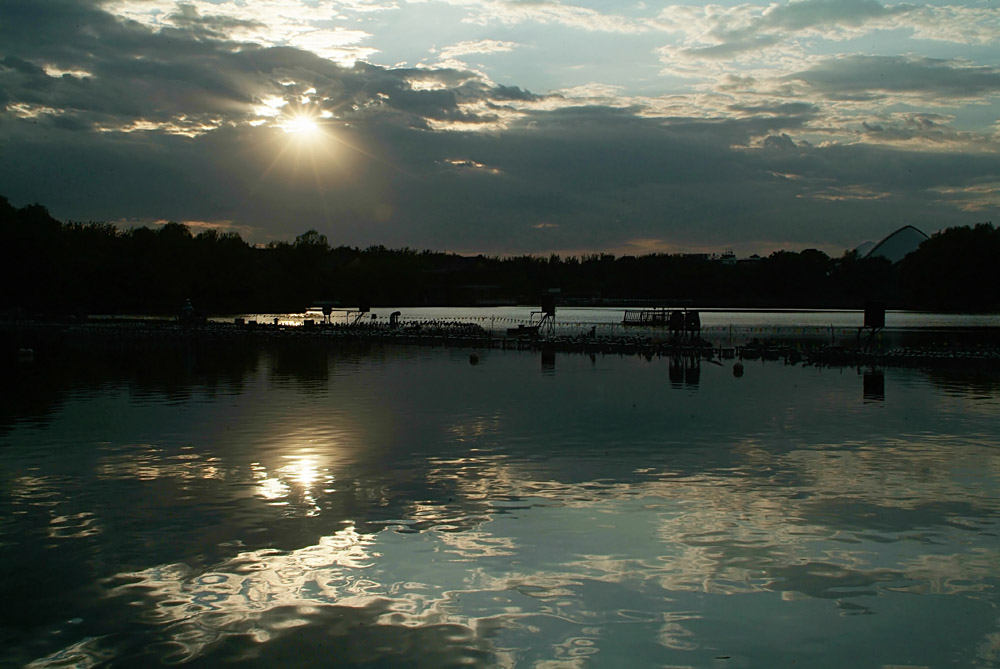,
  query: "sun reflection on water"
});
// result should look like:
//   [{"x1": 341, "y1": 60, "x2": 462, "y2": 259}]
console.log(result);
[
  {"x1": 252, "y1": 450, "x2": 336, "y2": 517},
  {"x1": 8, "y1": 351, "x2": 1000, "y2": 667},
  {"x1": 286, "y1": 453, "x2": 323, "y2": 489},
  {"x1": 254, "y1": 472, "x2": 290, "y2": 501}
]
